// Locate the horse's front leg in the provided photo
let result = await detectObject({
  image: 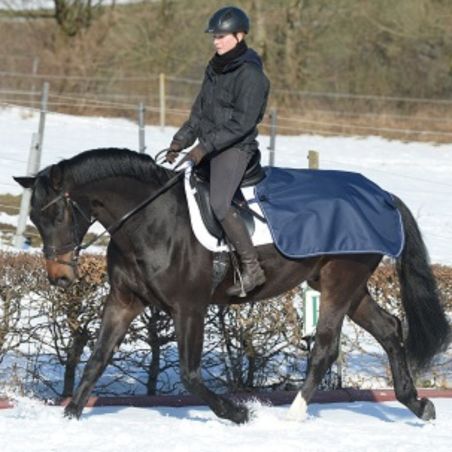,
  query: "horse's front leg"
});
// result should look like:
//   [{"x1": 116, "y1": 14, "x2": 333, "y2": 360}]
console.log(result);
[
  {"x1": 173, "y1": 306, "x2": 249, "y2": 424},
  {"x1": 64, "y1": 290, "x2": 144, "y2": 419}
]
